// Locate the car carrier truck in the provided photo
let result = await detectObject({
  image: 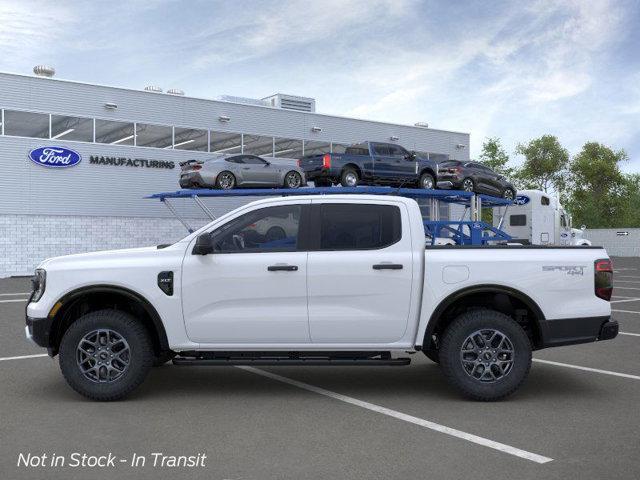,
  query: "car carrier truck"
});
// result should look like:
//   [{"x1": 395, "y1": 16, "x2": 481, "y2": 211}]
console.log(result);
[{"x1": 493, "y1": 189, "x2": 591, "y2": 246}]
